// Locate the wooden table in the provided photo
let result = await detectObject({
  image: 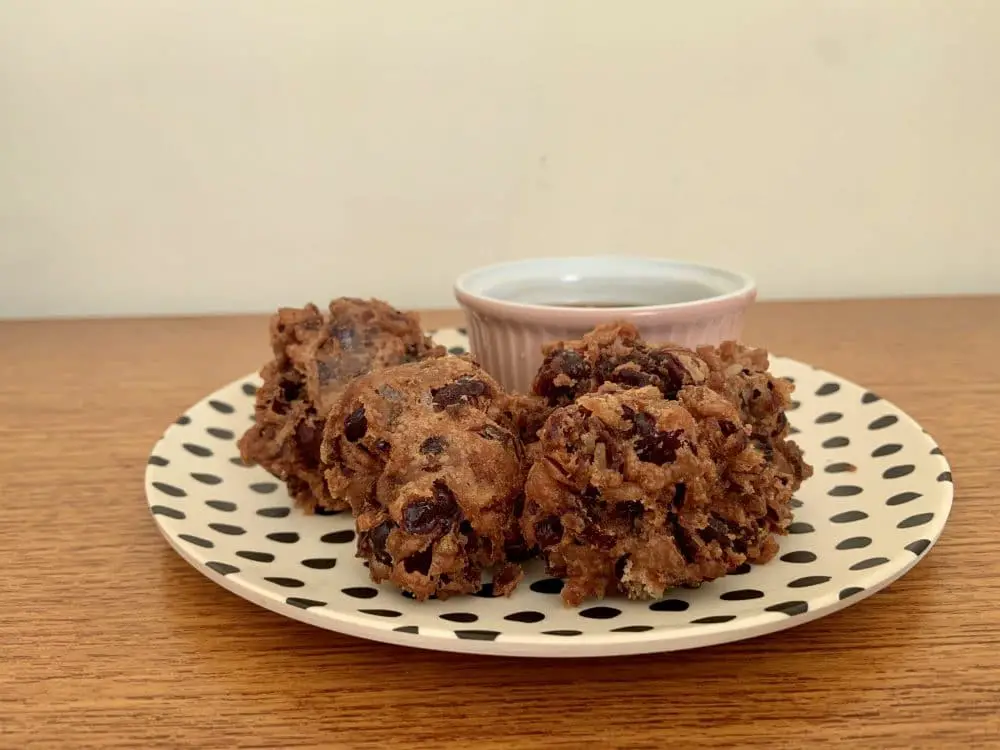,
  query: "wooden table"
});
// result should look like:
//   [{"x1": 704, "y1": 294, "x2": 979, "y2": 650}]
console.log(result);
[{"x1": 2, "y1": 297, "x2": 998, "y2": 749}]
